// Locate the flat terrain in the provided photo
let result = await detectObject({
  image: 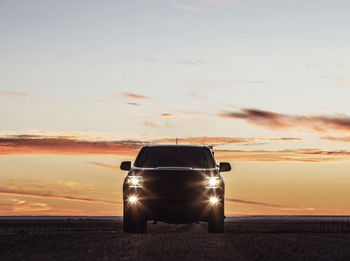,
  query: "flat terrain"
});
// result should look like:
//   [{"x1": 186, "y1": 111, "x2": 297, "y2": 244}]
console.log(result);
[{"x1": 1, "y1": 218, "x2": 350, "y2": 261}]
